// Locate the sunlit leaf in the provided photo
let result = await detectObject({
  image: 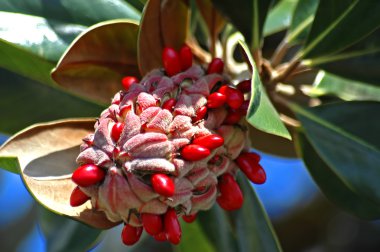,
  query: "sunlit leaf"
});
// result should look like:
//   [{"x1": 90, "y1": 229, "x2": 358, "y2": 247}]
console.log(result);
[
  {"x1": 295, "y1": 131, "x2": 380, "y2": 219},
  {"x1": 263, "y1": 0, "x2": 298, "y2": 36},
  {"x1": 52, "y1": 20, "x2": 140, "y2": 104},
  {"x1": 291, "y1": 102, "x2": 380, "y2": 206},
  {"x1": 0, "y1": 119, "x2": 118, "y2": 229},
  {"x1": 138, "y1": 0, "x2": 189, "y2": 75},
  {"x1": 239, "y1": 41, "x2": 291, "y2": 140}
]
